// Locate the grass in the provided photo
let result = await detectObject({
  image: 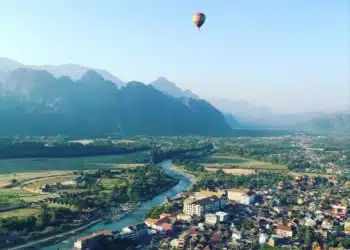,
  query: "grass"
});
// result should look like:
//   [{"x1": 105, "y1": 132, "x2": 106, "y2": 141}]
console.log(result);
[
  {"x1": 0, "y1": 208, "x2": 40, "y2": 218},
  {"x1": 202, "y1": 154, "x2": 288, "y2": 170},
  {"x1": 0, "y1": 171, "x2": 73, "y2": 187},
  {"x1": 0, "y1": 151, "x2": 150, "y2": 174},
  {"x1": 22, "y1": 175, "x2": 74, "y2": 187},
  {"x1": 48, "y1": 203, "x2": 74, "y2": 209},
  {"x1": 99, "y1": 178, "x2": 126, "y2": 189},
  {"x1": 0, "y1": 188, "x2": 50, "y2": 204}
]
